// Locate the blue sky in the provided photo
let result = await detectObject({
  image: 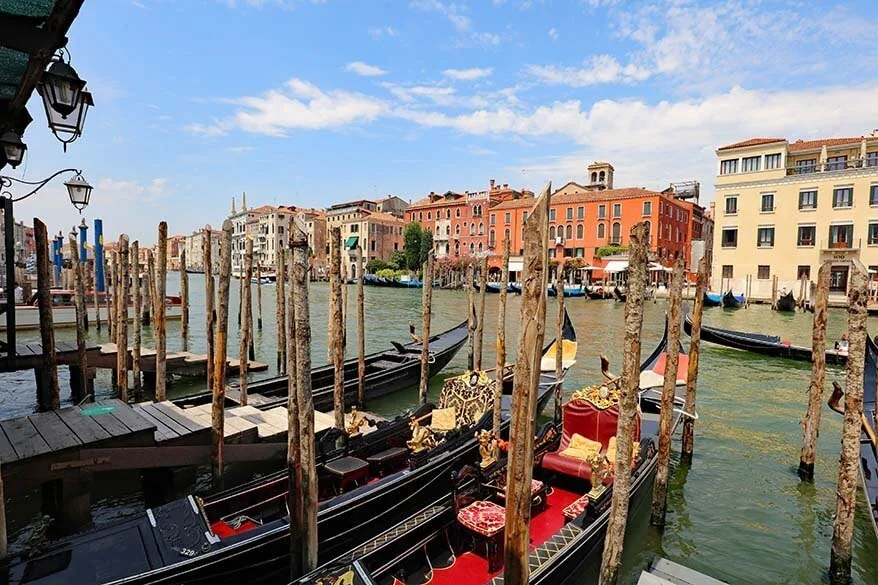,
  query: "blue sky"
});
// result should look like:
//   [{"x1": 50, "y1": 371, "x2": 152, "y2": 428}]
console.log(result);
[{"x1": 9, "y1": 0, "x2": 878, "y2": 244}]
